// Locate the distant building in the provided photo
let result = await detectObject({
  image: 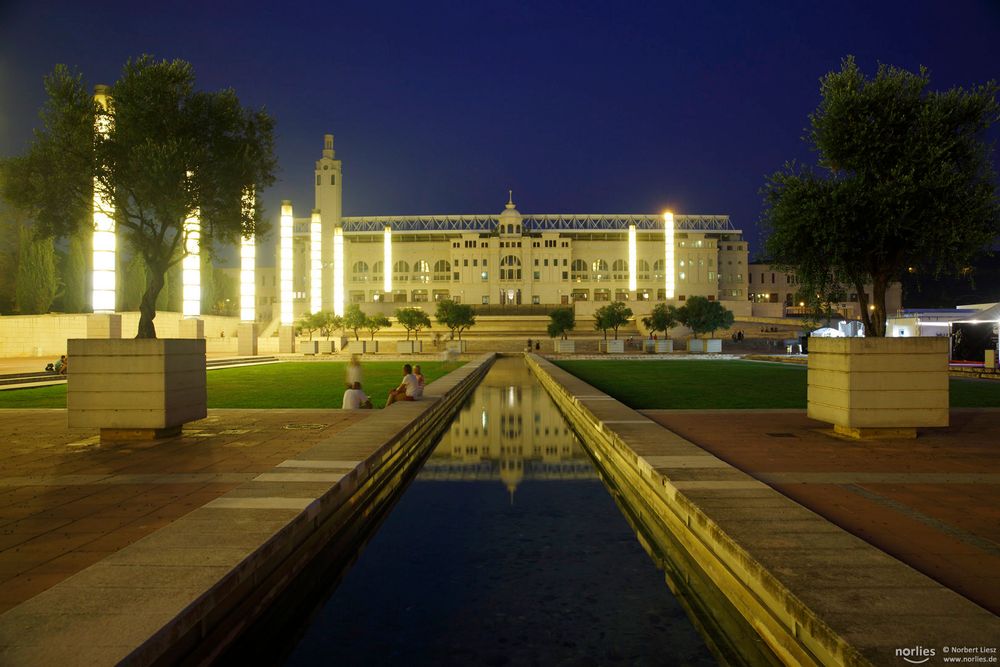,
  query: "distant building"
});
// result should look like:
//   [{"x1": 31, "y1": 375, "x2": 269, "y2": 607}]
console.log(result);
[
  {"x1": 747, "y1": 263, "x2": 902, "y2": 321},
  {"x1": 262, "y1": 135, "x2": 752, "y2": 325}
]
